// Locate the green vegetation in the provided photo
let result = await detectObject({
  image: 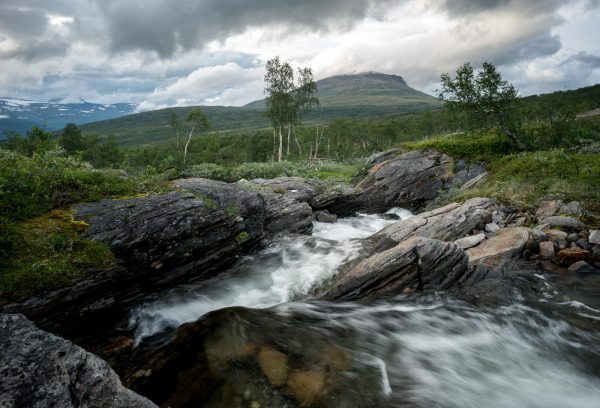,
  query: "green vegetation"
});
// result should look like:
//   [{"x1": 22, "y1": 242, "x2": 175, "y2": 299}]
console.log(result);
[
  {"x1": 401, "y1": 132, "x2": 514, "y2": 160},
  {"x1": 454, "y1": 150, "x2": 600, "y2": 224},
  {"x1": 1, "y1": 63, "x2": 599, "y2": 302},
  {"x1": 0, "y1": 210, "x2": 116, "y2": 301},
  {"x1": 184, "y1": 161, "x2": 361, "y2": 184},
  {"x1": 0, "y1": 147, "x2": 138, "y2": 299}
]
